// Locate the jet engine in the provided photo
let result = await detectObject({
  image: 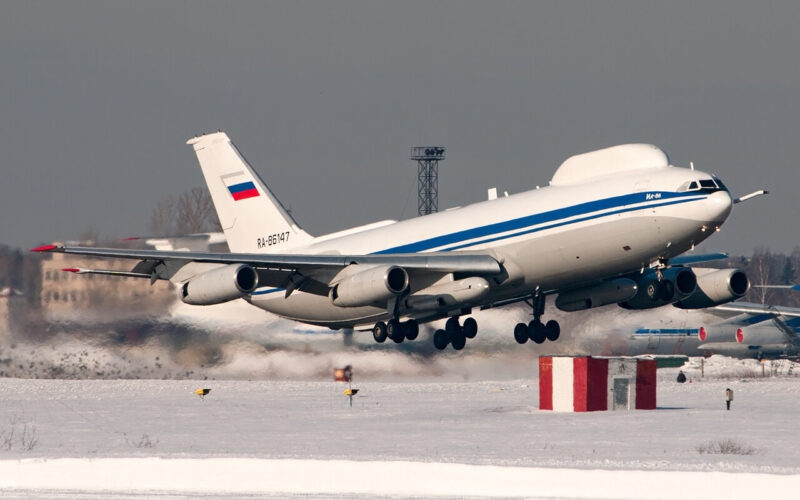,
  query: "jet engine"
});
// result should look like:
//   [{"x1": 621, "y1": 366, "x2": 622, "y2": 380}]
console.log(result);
[
  {"x1": 180, "y1": 264, "x2": 259, "y2": 305},
  {"x1": 673, "y1": 268, "x2": 749, "y2": 309},
  {"x1": 735, "y1": 325, "x2": 789, "y2": 345},
  {"x1": 555, "y1": 278, "x2": 638, "y2": 312},
  {"x1": 697, "y1": 324, "x2": 738, "y2": 343},
  {"x1": 619, "y1": 267, "x2": 697, "y2": 310},
  {"x1": 330, "y1": 265, "x2": 409, "y2": 307},
  {"x1": 404, "y1": 277, "x2": 490, "y2": 312}
]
